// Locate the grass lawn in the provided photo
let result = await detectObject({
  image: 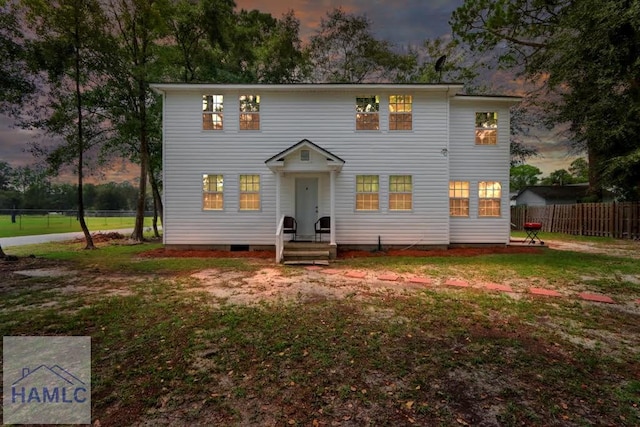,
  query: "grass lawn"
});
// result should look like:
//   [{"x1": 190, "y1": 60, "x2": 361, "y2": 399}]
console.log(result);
[
  {"x1": 0, "y1": 214, "x2": 154, "y2": 238},
  {"x1": 1, "y1": 235, "x2": 639, "y2": 426}
]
